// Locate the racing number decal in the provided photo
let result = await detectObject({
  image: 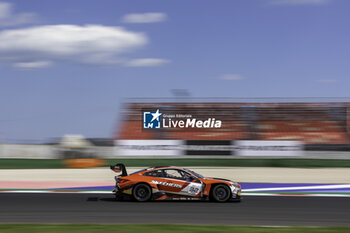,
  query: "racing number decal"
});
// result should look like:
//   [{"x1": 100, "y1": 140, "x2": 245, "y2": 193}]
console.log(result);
[
  {"x1": 189, "y1": 186, "x2": 199, "y2": 194},
  {"x1": 181, "y1": 182, "x2": 202, "y2": 196}
]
